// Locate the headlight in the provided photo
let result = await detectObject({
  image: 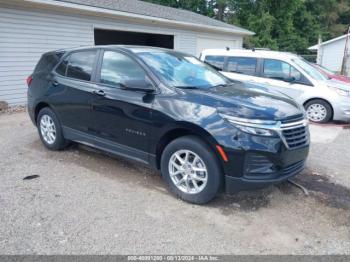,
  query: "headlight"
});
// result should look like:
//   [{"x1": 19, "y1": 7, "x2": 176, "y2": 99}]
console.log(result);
[
  {"x1": 235, "y1": 124, "x2": 276, "y2": 136},
  {"x1": 219, "y1": 114, "x2": 277, "y2": 137},
  {"x1": 328, "y1": 86, "x2": 350, "y2": 96}
]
